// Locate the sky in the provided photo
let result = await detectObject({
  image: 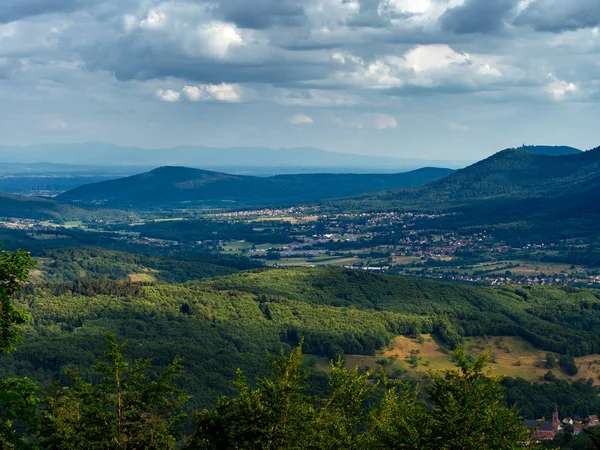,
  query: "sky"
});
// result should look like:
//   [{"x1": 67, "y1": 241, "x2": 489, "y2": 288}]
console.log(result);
[{"x1": 0, "y1": 0, "x2": 599, "y2": 160}]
